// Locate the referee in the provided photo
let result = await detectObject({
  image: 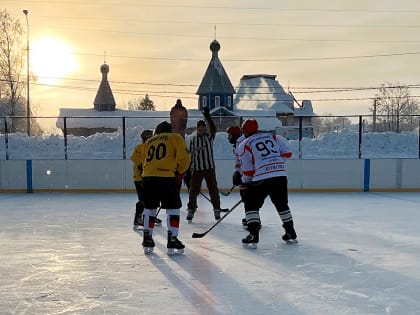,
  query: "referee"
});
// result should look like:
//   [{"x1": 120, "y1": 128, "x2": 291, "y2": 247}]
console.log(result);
[{"x1": 186, "y1": 106, "x2": 228, "y2": 222}]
